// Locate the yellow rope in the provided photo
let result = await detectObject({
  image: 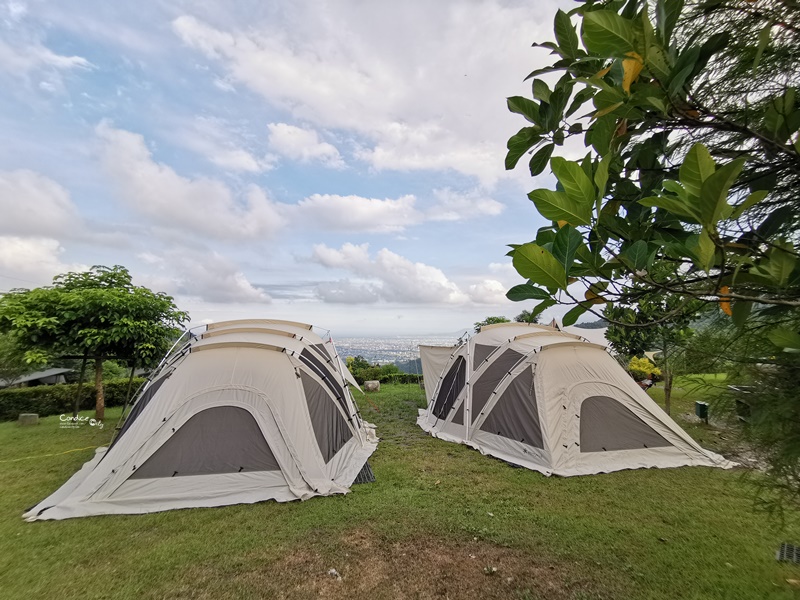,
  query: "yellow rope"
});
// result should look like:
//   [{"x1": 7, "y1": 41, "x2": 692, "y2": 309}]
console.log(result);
[{"x1": 0, "y1": 445, "x2": 99, "y2": 464}]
